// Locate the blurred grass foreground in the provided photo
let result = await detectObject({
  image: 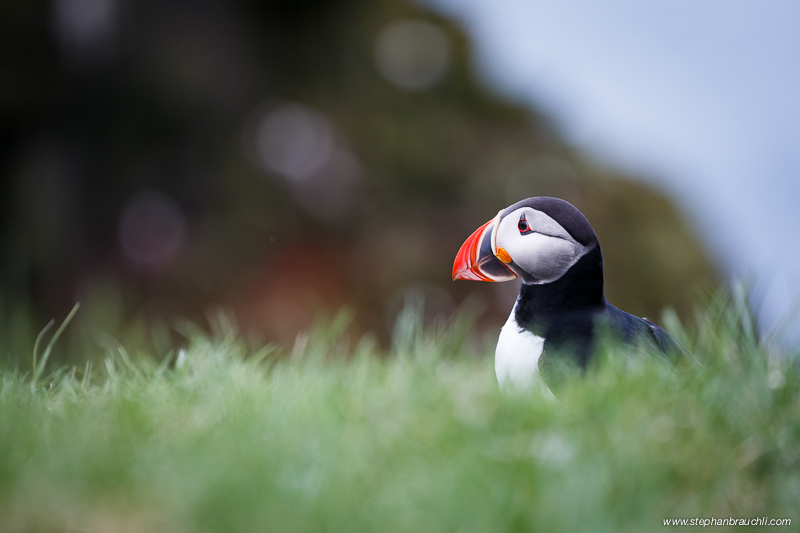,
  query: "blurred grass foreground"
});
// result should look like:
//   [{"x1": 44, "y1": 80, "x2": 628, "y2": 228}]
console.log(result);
[{"x1": 1, "y1": 288, "x2": 798, "y2": 532}]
